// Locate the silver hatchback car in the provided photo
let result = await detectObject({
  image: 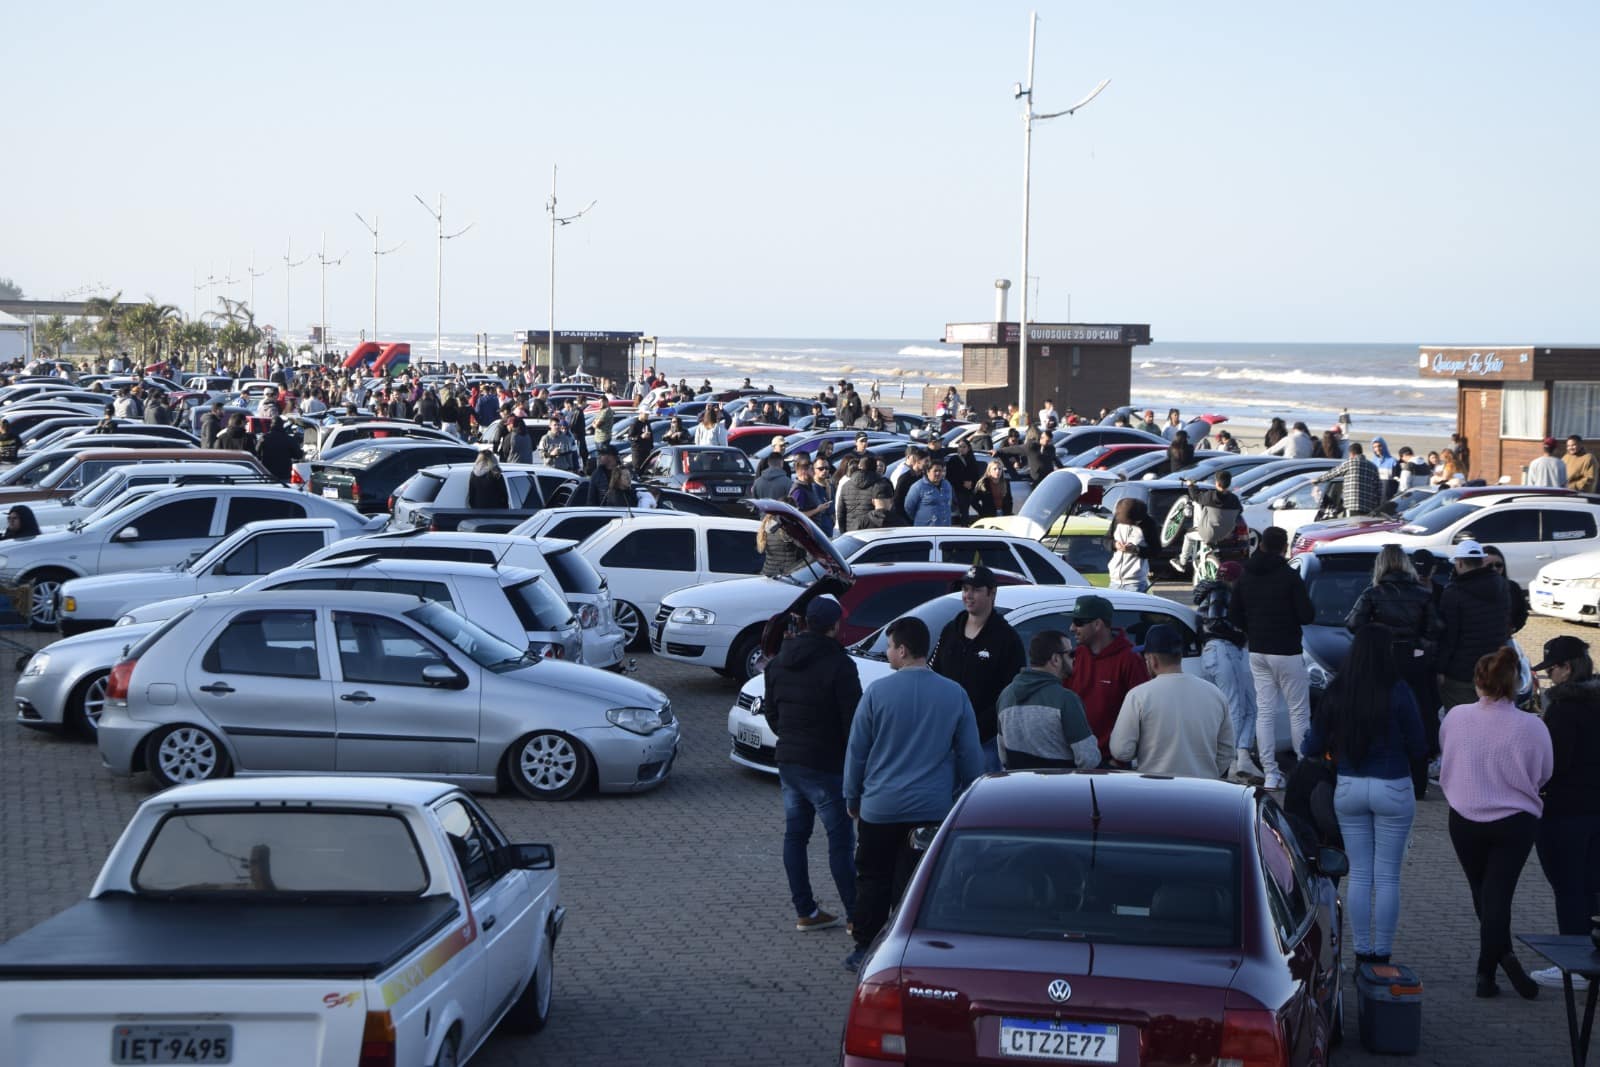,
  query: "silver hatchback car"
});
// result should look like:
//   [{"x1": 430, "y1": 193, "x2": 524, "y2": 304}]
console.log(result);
[{"x1": 97, "y1": 590, "x2": 678, "y2": 800}]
